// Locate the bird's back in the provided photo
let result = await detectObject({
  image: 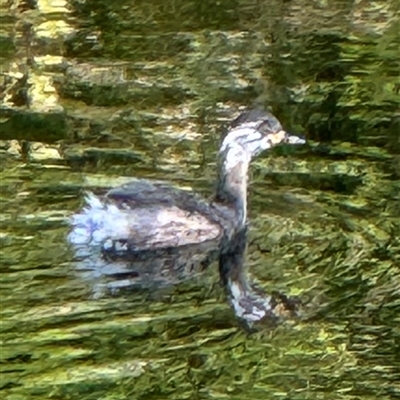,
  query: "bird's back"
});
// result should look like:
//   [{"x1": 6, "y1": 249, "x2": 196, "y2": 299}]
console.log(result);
[{"x1": 68, "y1": 180, "x2": 225, "y2": 252}]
